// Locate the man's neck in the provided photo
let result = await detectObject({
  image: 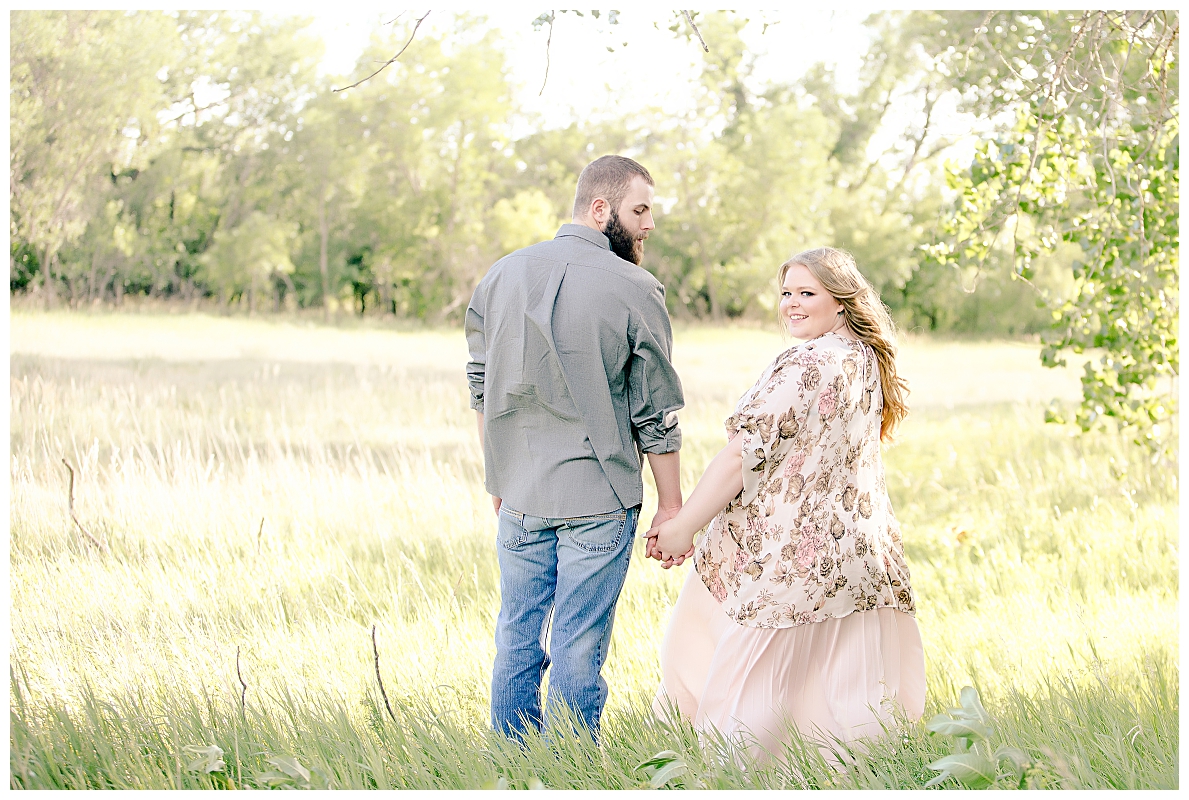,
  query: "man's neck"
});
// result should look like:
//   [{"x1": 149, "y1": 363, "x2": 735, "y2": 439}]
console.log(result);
[{"x1": 572, "y1": 216, "x2": 604, "y2": 233}]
